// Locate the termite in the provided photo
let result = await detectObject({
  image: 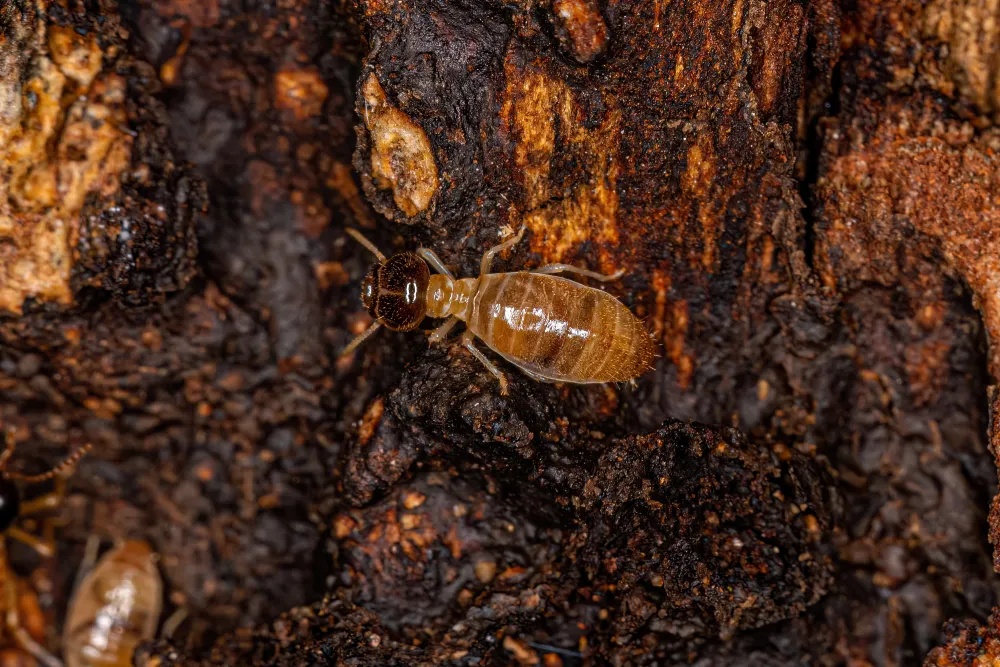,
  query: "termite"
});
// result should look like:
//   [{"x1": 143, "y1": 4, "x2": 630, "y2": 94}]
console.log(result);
[
  {"x1": 342, "y1": 227, "x2": 656, "y2": 393},
  {"x1": 0, "y1": 572, "x2": 48, "y2": 667},
  {"x1": 63, "y1": 539, "x2": 163, "y2": 667},
  {"x1": 0, "y1": 429, "x2": 92, "y2": 667}
]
